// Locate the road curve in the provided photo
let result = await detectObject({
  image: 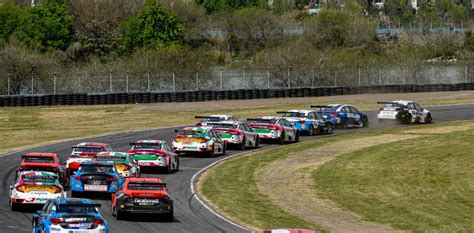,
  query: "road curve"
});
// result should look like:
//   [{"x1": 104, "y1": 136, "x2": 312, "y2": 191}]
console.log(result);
[{"x1": 1, "y1": 104, "x2": 473, "y2": 233}]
